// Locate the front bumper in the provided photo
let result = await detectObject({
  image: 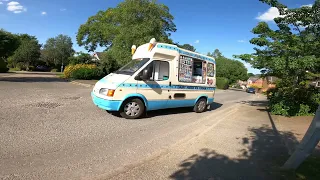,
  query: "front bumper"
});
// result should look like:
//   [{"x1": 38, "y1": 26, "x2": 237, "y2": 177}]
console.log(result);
[{"x1": 91, "y1": 92, "x2": 121, "y2": 111}]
